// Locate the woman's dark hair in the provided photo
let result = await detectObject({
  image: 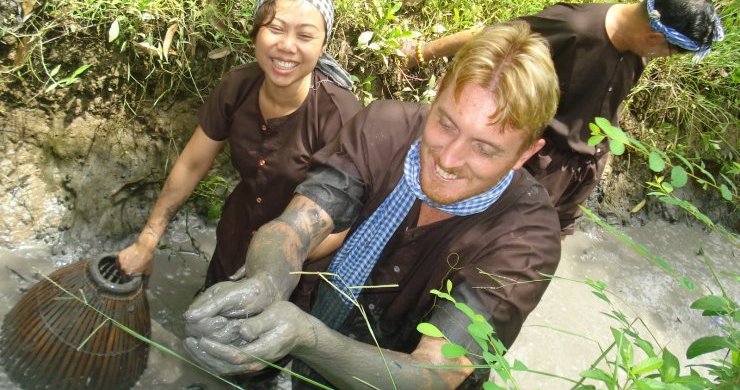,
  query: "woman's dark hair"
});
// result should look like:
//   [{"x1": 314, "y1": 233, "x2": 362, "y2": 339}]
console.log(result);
[
  {"x1": 654, "y1": 0, "x2": 719, "y2": 52},
  {"x1": 249, "y1": 0, "x2": 328, "y2": 44},
  {"x1": 250, "y1": 0, "x2": 278, "y2": 42}
]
